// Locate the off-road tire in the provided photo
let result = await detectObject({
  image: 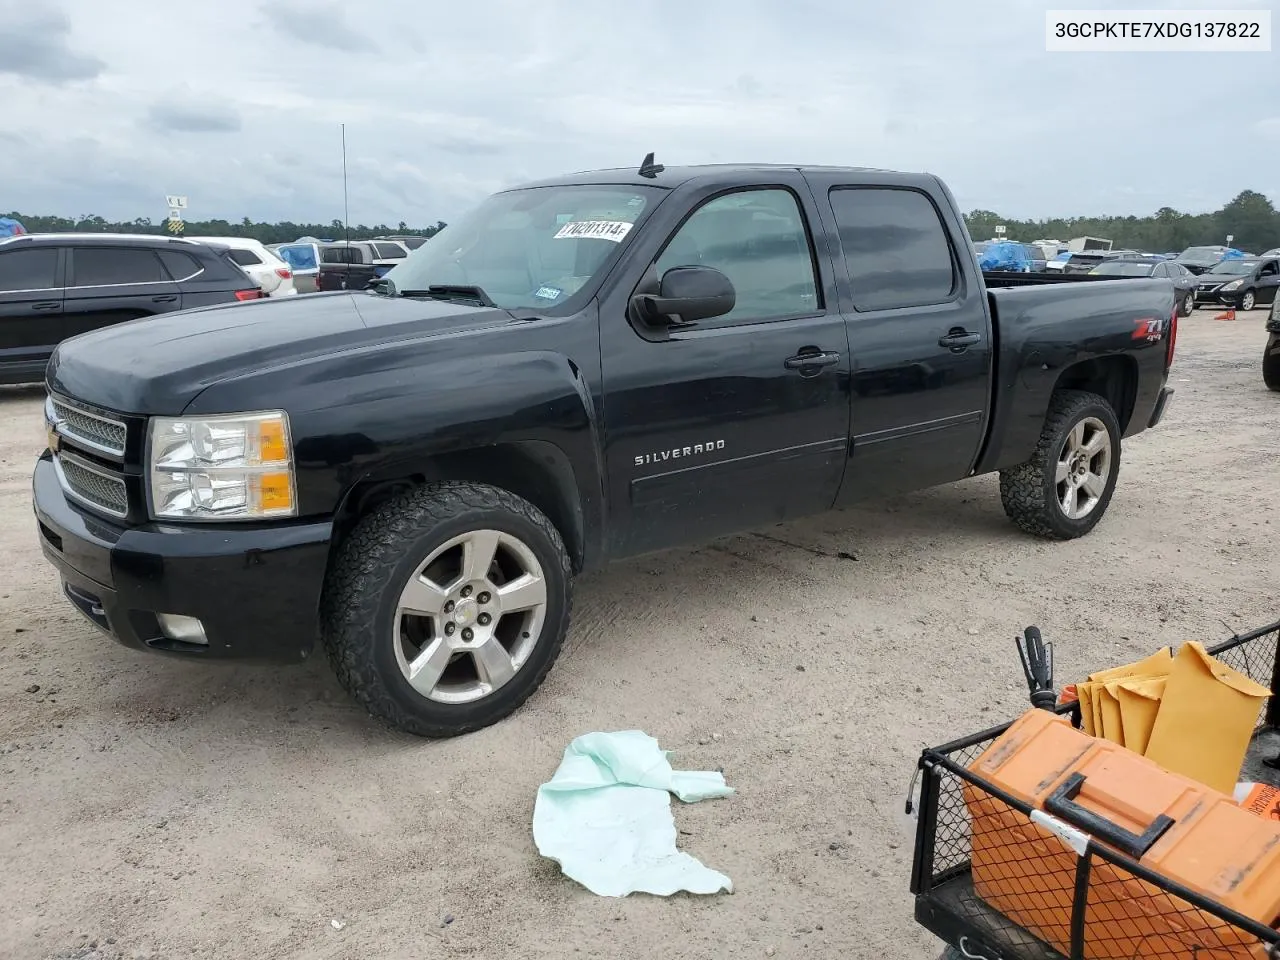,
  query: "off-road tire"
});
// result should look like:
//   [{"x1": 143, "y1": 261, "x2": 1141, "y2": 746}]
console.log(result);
[
  {"x1": 999, "y1": 389, "x2": 1122, "y2": 540},
  {"x1": 1178, "y1": 292, "x2": 1193, "y2": 317},
  {"x1": 1264, "y1": 335, "x2": 1280, "y2": 392},
  {"x1": 321, "y1": 480, "x2": 572, "y2": 738}
]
